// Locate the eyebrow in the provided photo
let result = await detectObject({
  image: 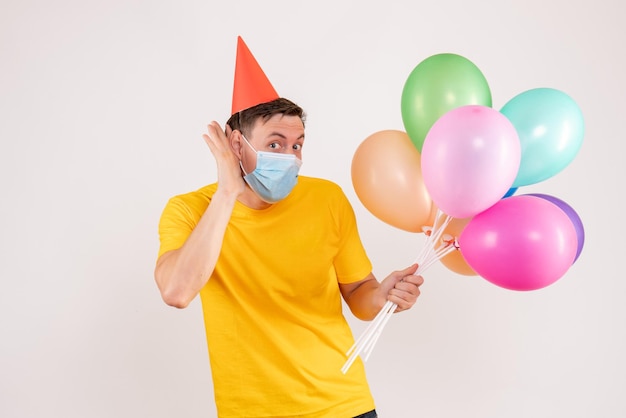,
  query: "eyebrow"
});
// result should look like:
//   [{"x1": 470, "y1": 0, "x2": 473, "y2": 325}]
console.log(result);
[{"x1": 266, "y1": 132, "x2": 305, "y2": 141}]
